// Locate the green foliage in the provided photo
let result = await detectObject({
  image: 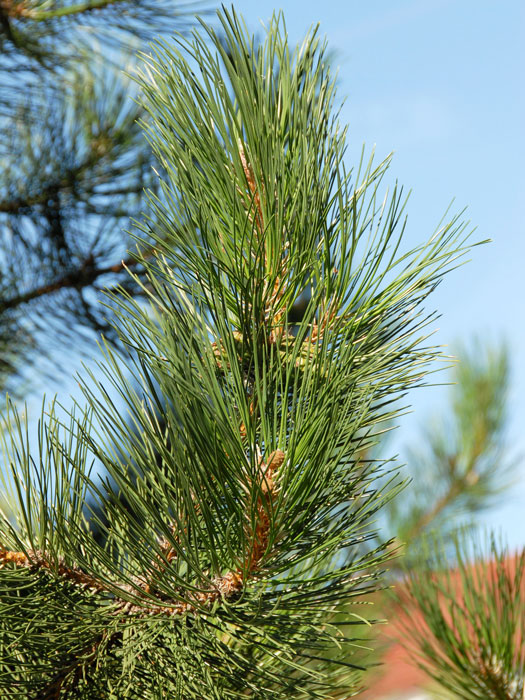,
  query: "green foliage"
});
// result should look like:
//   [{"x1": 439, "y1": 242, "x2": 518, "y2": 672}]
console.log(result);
[
  {"x1": 0, "y1": 0, "x2": 208, "y2": 396},
  {"x1": 386, "y1": 342, "x2": 514, "y2": 554},
  {"x1": 400, "y1": 533, "x2": 525, "y2": 700},
  {"x1": 0, "y1": 0, "x2": 208, "y2": 84},
  {"x1": 0, "y1": 7, "x2": 478, "y2": 699},
  {"x1": 357, "y1": 341, "x2": 518, "y2": 696}
]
